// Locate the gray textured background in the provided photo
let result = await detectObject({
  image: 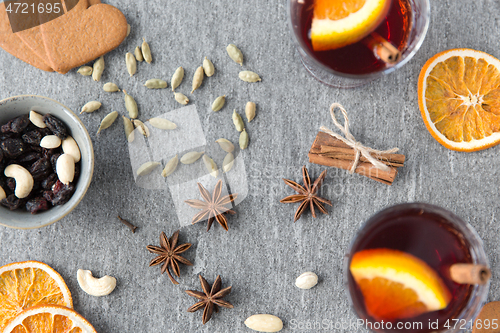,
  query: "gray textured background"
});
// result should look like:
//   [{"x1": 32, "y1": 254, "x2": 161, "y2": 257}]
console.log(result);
[{"x1": 1, "y1": 0, "x2": 500, "y2": 332}]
